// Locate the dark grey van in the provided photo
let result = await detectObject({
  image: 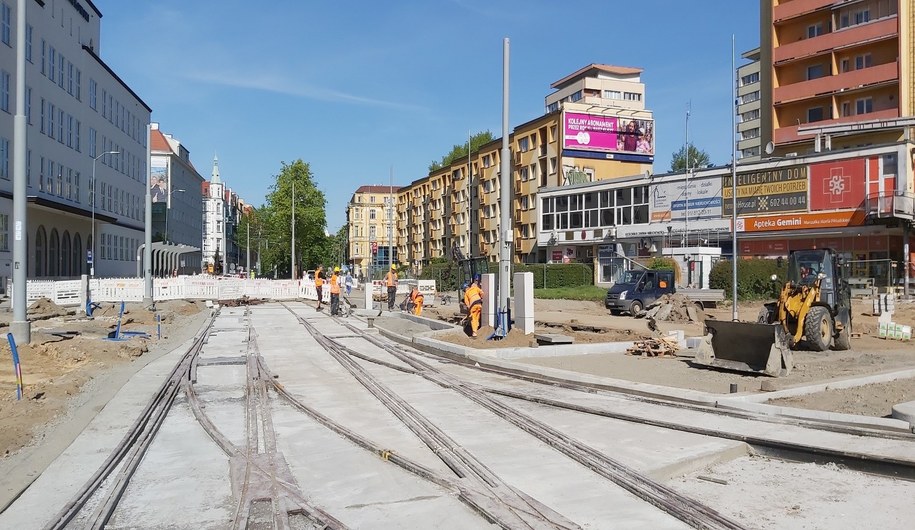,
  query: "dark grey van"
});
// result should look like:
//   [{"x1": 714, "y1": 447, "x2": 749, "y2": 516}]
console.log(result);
[{"x1": 605, "y1": 269, "x2": 675, "y2": 315}]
